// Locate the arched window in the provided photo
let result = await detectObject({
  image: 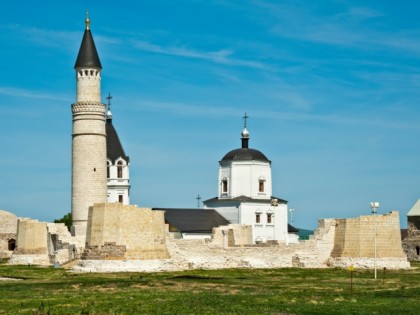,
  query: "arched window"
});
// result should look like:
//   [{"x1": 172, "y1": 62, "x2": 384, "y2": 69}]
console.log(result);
[
  {"x1": 117, "y1": 161, "x2": 123, "y2": 178},
  {"x1": 221, "y1": 178, "x2": 228, "y2": 194},
  {"x1": 107, "y1": 161, "x2": 110, "y2": 179},
  {"x1": 259, "y1": 179, "x2": 265, "y2": 192},
  {"x1": 8, "y1": 239, "x2": 16, "y2": 251}
]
